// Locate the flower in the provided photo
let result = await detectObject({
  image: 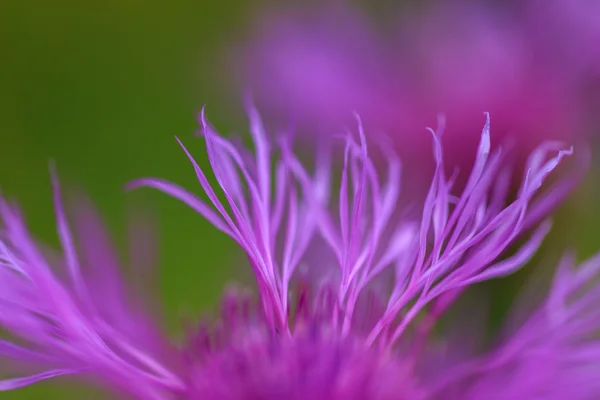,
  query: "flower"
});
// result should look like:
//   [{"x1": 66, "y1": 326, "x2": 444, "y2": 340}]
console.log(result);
[
  {"x1": 237, "y1": 2, "x2": 598, "y2": 164},
  {"x1": 0, "y1": 110, "x2": 596, "y2": 399}
]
